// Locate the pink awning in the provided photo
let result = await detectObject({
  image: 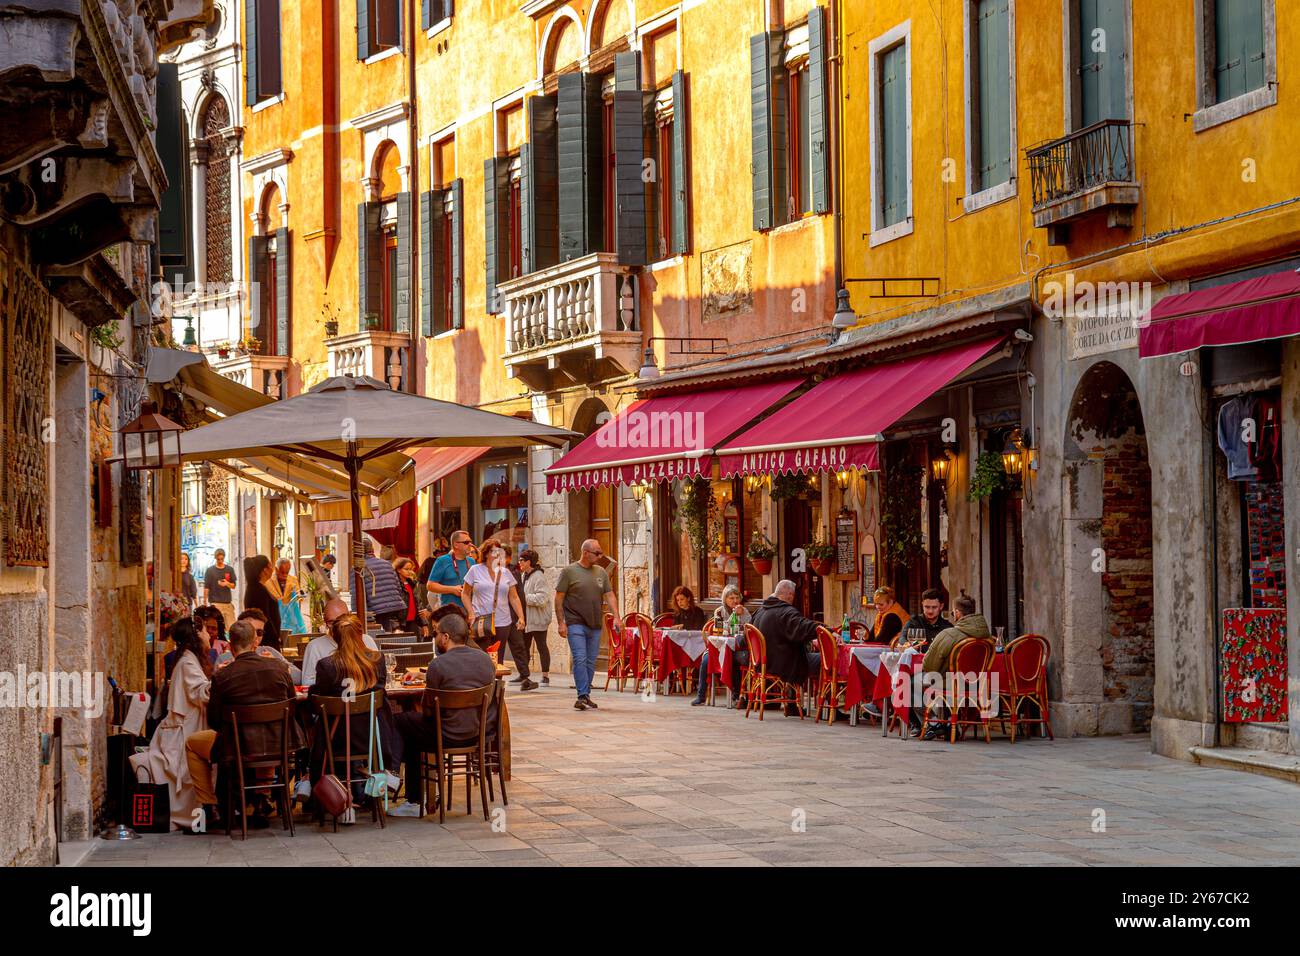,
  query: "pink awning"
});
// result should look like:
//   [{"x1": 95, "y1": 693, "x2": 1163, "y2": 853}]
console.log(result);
[
  {"x1": 410, "y1": 445, "x2": 490, "y2": 490},
  {"x1": 1139, "y1": 270, "x2": 1300, "y2": 357},
  {"x1": 545, "y1": 378, "x2": 804, "y2": 494},
  {"x1": 717, "y1": 336, "x2": 1005, "y2": 477},
  {"x1": 314, "y1": 506, "x2": 403, "y2": 536}
]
